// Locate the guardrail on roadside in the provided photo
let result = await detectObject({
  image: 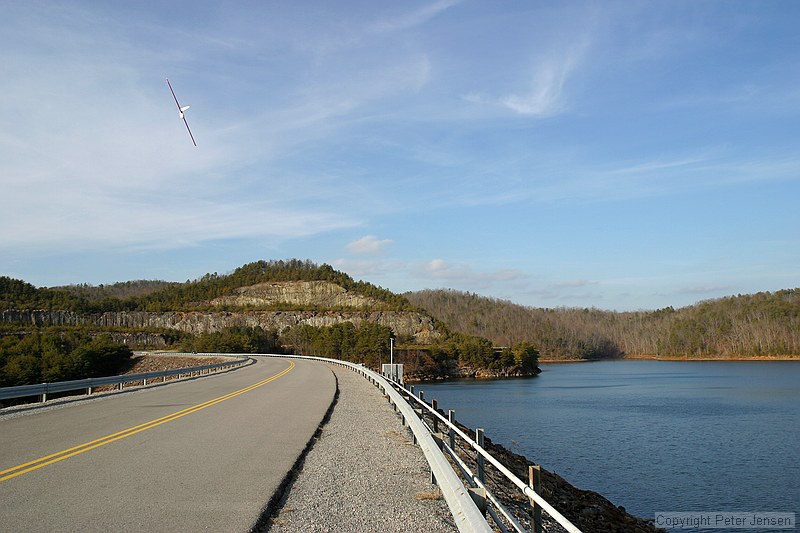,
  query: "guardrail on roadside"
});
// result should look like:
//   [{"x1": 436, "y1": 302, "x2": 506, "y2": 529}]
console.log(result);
[
  {"x1": 393, "y1": 381, "x2": 583, "y2": 533},
  {"x1": 0, "y1": 353, "x2": 252, "y2": 403},
  {"x1": 265, "y1": 354, "x2": 582, "y2": 533},
  {"x1": 263, "y1": 354, "x2": 493, "y2": 533}
]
